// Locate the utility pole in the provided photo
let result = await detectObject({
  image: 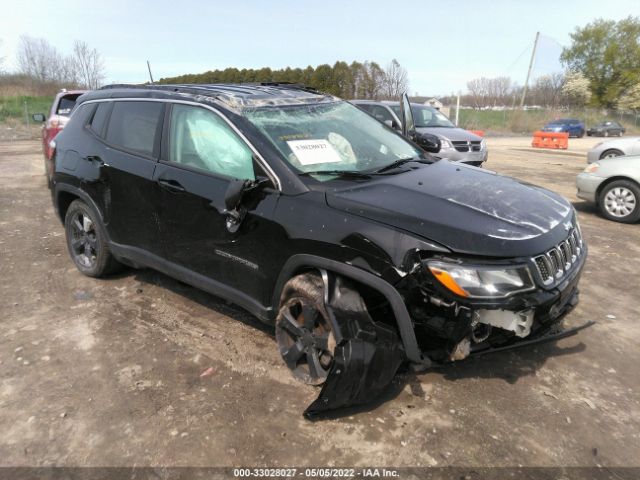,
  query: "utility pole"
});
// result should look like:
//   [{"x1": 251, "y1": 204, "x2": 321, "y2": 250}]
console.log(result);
[
  {"x1": 455, "y1": 91, "x2": 461, "y2": 126},
  {"x1": 147, "y1": 60, "x2": 155, "y2": 84},
  {"x1": 520, "y1": 31, "x2": 540, "y2": 109}
]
